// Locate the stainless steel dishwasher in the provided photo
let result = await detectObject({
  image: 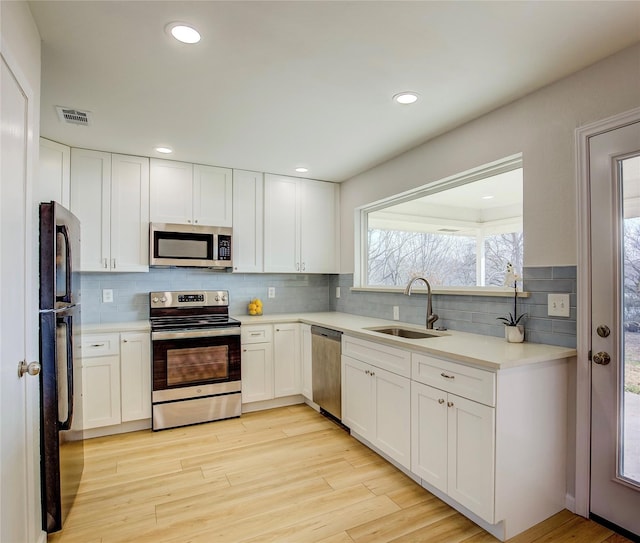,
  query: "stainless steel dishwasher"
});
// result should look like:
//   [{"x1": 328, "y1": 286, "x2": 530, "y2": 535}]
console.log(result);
[{"x1": 311, "y1": 326, "x2": 343, "y2": 422}]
